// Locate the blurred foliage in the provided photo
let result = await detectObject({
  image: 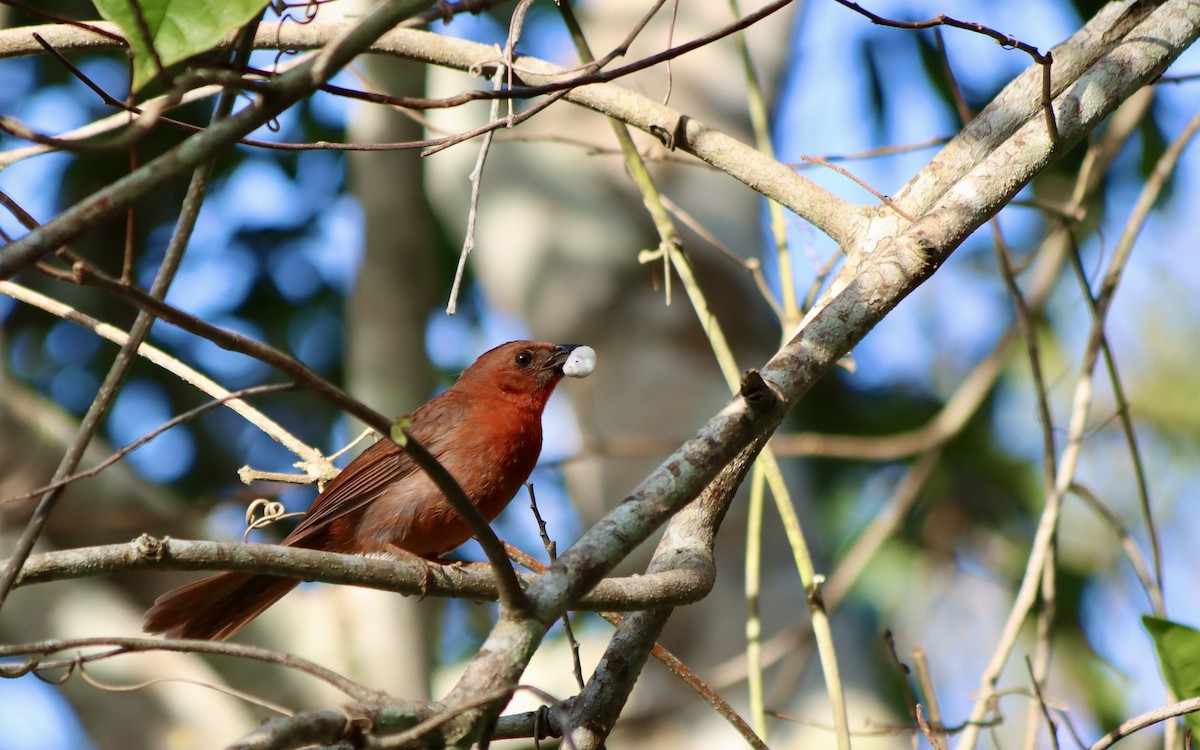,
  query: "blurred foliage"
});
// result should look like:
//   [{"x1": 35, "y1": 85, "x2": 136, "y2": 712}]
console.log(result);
[{"x1": 1, "y1": 0, "x2": 1198, "y2": 745}]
